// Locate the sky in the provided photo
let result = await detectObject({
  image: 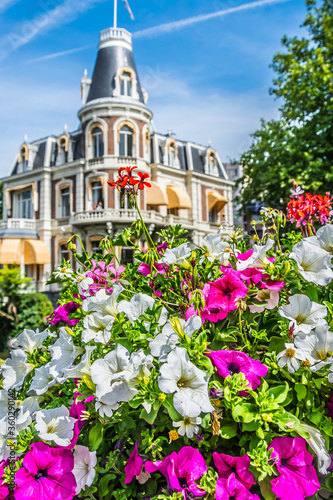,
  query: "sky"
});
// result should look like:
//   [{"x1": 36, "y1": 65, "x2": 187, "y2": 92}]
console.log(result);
[{"x1": 0, "y1": 0, "x2": 308, "y2": 177}]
